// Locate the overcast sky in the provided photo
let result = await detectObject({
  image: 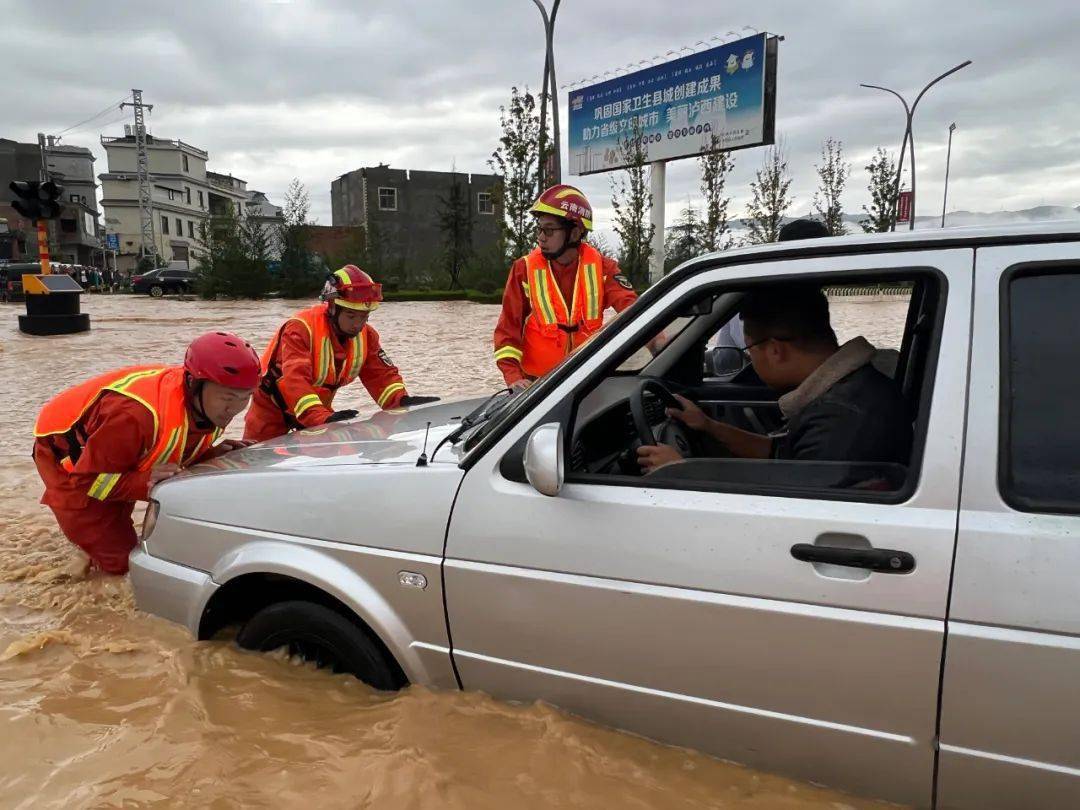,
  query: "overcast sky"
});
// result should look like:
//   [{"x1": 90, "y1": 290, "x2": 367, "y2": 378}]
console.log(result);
[{"x1": 5, "y1": 0, "x2": 1080, "y2": 240}]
